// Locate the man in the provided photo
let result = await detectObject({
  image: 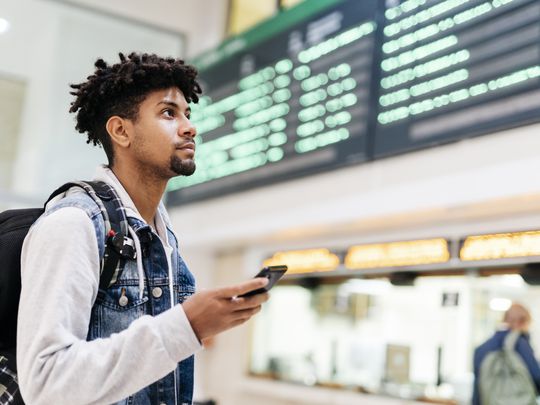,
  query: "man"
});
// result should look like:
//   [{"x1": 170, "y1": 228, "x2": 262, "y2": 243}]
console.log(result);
[
  {"x1": 472, "y1": 302, "x2": 540, "y2": 405},
  {"x1": 16, "y1": 52, "x2": 269, "y2": 405}
]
